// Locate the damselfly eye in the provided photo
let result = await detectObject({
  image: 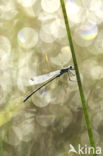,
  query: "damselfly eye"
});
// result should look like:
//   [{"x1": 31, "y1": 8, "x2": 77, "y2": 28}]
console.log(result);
[{"x1": 69, "y1": 65, "x2": 73, "y2": 69}]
